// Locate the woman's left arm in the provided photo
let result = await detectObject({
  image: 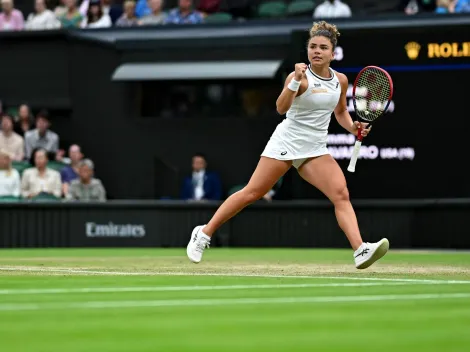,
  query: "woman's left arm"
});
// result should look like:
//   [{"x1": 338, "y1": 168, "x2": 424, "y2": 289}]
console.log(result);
[{"x1": 333, "y1": 72, "x2": 371, "y2": 138}]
